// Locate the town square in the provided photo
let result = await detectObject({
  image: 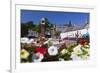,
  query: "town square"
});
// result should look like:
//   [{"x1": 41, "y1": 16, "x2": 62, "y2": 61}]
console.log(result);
[{"x1": 20, "y1": 10, "x2": 90, "y2": 63}]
